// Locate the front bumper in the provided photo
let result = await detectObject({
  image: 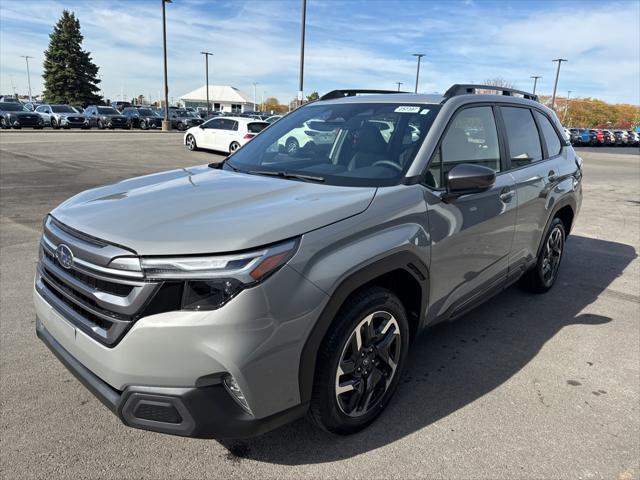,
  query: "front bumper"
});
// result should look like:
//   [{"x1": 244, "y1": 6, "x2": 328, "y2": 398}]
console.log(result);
[{"x1": 37, "y1": 317, "x2": 306, "y2": 438}]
